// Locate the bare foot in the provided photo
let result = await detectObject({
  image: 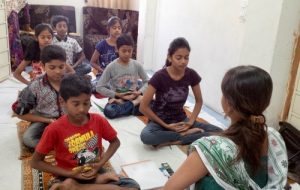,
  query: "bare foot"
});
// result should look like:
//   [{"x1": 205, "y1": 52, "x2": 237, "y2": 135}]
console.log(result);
[
  {"x1": 132, "y1": 95, "x2": 143, "y2": 106},
  {"x1": 180, "y1": 128, "x2": 204, "y2": 136},
  {"x1": 50, "y1": 178, "x2": 79, "y2": 190}
]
